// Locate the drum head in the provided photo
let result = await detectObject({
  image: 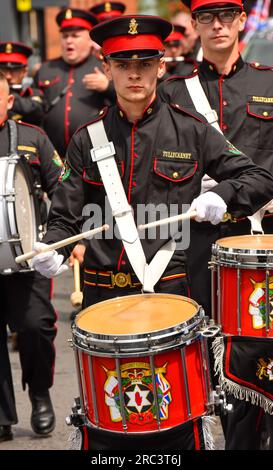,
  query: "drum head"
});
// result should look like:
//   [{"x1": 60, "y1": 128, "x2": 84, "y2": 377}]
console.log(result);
[
  {"x1": 14, "y1": 163, "x2": 35, "y2": 257},
  {"x1": 76, "y1": 293, "x2": 198, "y2": 336},
  {"x1": 216, "y1": 234, "x2": 273, "y2": 251}
]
